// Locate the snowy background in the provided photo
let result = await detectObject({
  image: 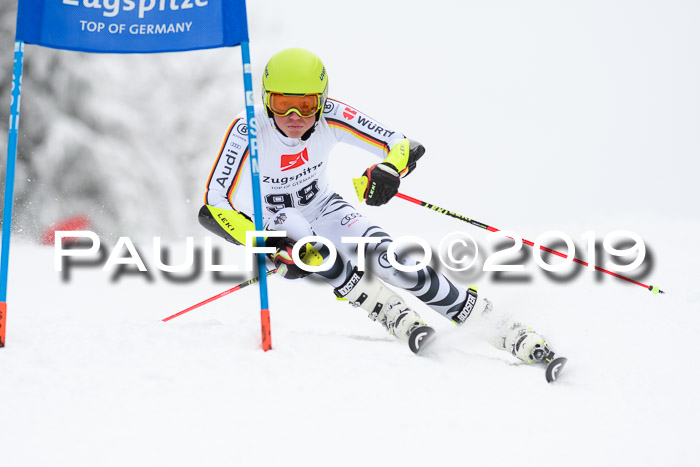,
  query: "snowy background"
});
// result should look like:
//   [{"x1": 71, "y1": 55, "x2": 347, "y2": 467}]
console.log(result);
[{"x1": 1, "y1": 1, "x2": 699, "y2": 466}]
